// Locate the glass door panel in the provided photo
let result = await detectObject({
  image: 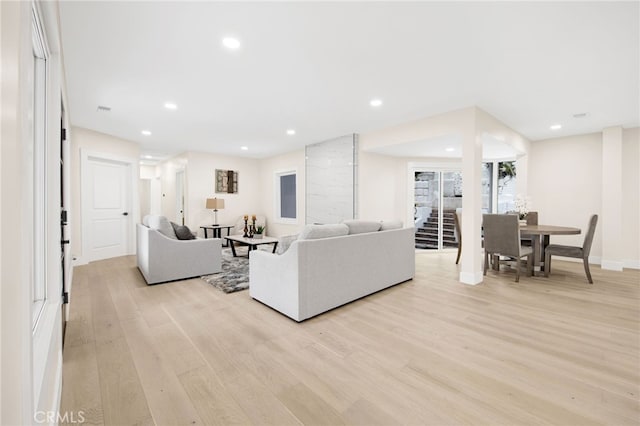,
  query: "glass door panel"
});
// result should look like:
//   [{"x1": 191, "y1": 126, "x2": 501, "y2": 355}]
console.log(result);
[
  {"x1": 442, "y1": 171, "x2": 462, "y2": 250},
  {"x1": 414, "y1": 170, "x2": 462, "y2": 251},
  {"x1": 414, "y1": 171, "x2": 439, "y2": 250}
]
